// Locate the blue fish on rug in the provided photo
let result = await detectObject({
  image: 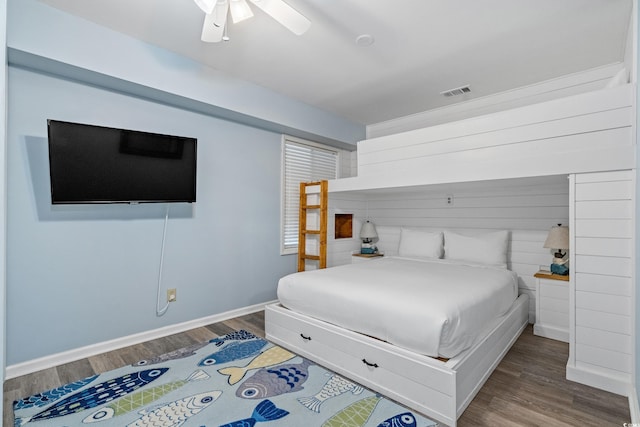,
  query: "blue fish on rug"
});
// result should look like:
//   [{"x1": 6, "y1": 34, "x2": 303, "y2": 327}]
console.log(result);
[
  {"x1": 126, "y1": 390, "x2": 222, "y2": 427},
  {"x1": 218, "y1": 399, "x2": 289, "y2": 427},
  {"x1": 236, "y1": 359, "x2": 312, "y2": 399},
  {"x1": 82, "y1": 370, "x2": 210, "y2": 423},
  {"x1": 132, "y1": 342, "x2": 209, "y2": 367},
  {"x1": 210, "y1": 330, "x2": 258, "y2": 347},
  {"x1": 297, "y1": 373, "x2": 364, "y2": 413},
  {"x1": 198, "y1": 339, "x2": 268, "y2": 367},
  {"x1": 377, "y1": 412, "x2": 418, "y2": 427},
  {"x1": 130, "y1": 331, "x2": 259, "y2": 367},
  {"x1": 13, "y1": 374, "x2": 98, "y2": 410},
  {"x1": 14, "y1": 368, "x2": 168, "y2": 426}
]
